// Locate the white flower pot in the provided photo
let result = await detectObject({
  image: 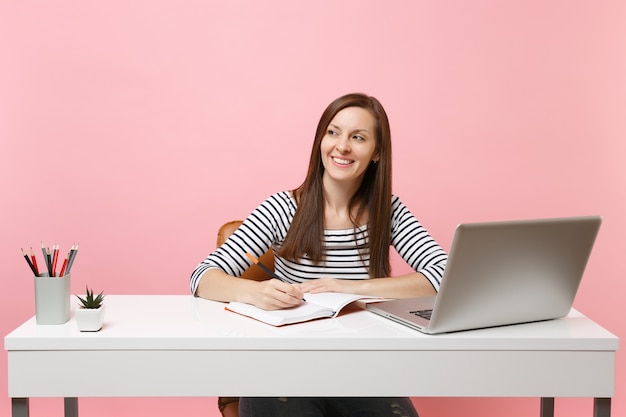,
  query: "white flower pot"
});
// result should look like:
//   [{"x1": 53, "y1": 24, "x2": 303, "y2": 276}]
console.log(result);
[{"x1": 75, "y1": 305, "x2": 106, "y2": 332}]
